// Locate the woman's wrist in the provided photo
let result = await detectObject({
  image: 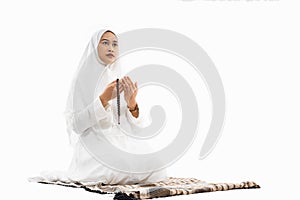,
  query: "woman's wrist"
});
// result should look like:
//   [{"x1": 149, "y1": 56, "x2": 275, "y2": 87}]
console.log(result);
[
  {"x1": 127, "y1": 101, "x2": 137, "y2": 110},
  {"x1": 128, "y1": 103, "x2": 138, "y2": 111},
  {"x1": 128, "y1": 103, "x2": 139, "y2": 118},
  {"x1": 99, "y1": 95, "x2": 109, "y2": 107}
]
